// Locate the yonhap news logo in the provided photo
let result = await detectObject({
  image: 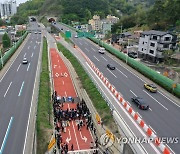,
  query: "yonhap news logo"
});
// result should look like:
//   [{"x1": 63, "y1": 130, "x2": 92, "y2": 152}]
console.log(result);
[{"x1": 100, "y1": 133, "x2": 179, "y2": 148}]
